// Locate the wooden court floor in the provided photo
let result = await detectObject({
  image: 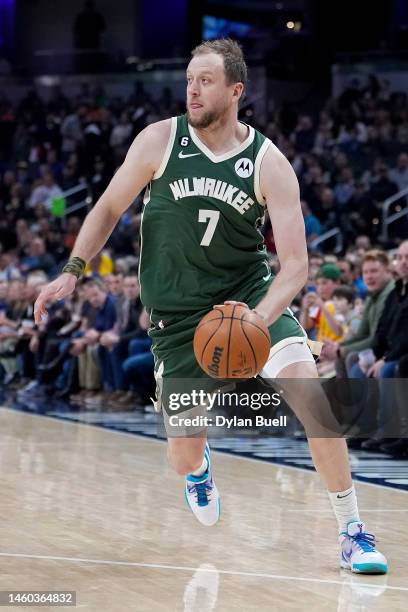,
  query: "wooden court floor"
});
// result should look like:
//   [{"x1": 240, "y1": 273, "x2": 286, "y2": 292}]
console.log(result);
[{"x1": 0, "y1": 407, "x2": 407, "y2": 611}]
